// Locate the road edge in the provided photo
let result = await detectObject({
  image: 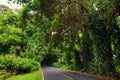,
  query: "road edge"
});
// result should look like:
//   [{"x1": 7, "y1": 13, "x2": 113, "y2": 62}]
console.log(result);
[{"x1": 41, "y1": 69, "x2": 45, "y2": 80}]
